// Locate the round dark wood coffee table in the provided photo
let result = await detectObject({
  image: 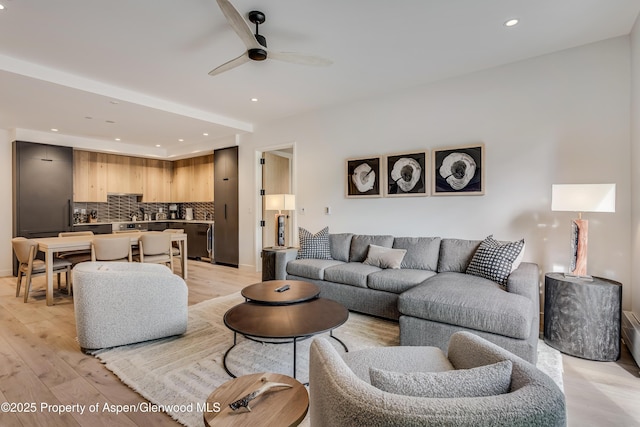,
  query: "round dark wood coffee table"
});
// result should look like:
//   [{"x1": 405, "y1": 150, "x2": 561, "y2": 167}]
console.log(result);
[
  {"x1": 241, "y1": 280, "x2": 319, "y2": 305},
  {"x1": 223, "y1": 298, "x2": 349, "y2": 382}
]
